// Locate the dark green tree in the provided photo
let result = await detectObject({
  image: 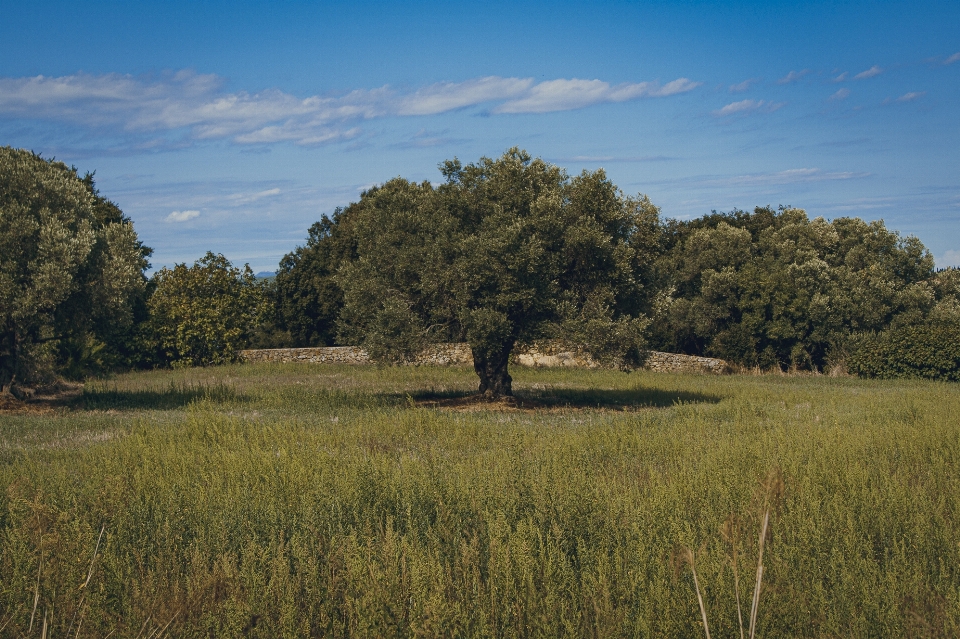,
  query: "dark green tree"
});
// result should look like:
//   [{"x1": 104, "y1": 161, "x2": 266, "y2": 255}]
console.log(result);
[
  {"x1": 55, "y1": 172, "x2": 155, "y2": 377},
  {"x1": 337, "y1": 148, "x2": 659, "y2": 398},
  {"x1": 273, "y1": 205, "x2": 359, "y2": 346},
  {"x1": 648, "y1": 206, "x2": 936, "y2": 371},
  {"x1": 0, "y1": 147, "x2": 150, "y2": 395},
  {"x1": 146, "y1": 252, "x2": 267, "y2": 367}
]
